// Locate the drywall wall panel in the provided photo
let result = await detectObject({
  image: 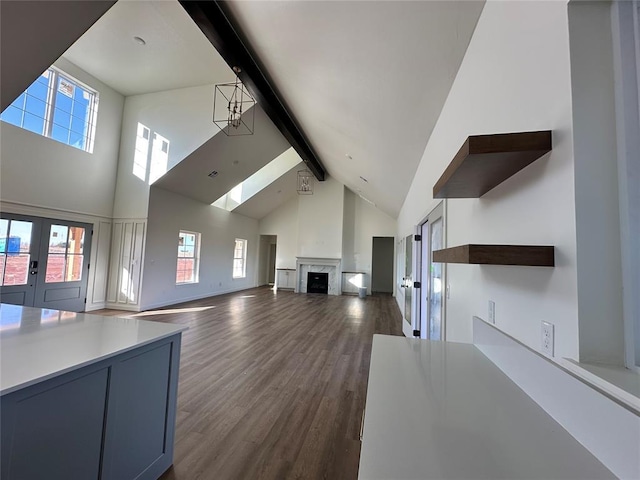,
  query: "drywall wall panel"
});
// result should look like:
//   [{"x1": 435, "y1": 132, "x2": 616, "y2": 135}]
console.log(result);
[
  {"x1": 141, "y1": 187, "x2": 259, "y2": 310},
  {"x1": 398, "y1": 1, "x2": 578, "y2": 359},
  {"x1": 112, "y1": 85, "x2": 218, "y2": 219},
  {"x1": 0, "y1": 57, "x2": 123, "y2": 218},
  {"x1": 259, "y1": 196, "x2": 299, "y2": 269},
  {"x1": 297, "y1": 176, "x2": 344, "y2": 259}
]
